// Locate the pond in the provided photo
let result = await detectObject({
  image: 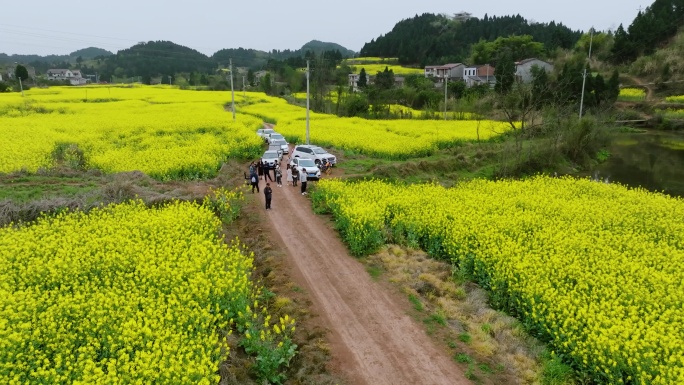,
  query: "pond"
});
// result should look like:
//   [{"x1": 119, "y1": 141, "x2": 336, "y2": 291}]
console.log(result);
[{"x1": 590, "y1": 131, "x2": 684, "y2": 197}]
